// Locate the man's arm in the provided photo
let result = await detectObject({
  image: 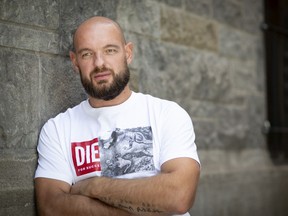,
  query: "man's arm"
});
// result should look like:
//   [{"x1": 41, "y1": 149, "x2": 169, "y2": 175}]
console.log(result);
[
  {"x1": 35, "y1": 178, "x2": 132, "y2": 216},
  {"x1": 71, "y1": 157, "x2": 200, "y2": 215}
]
